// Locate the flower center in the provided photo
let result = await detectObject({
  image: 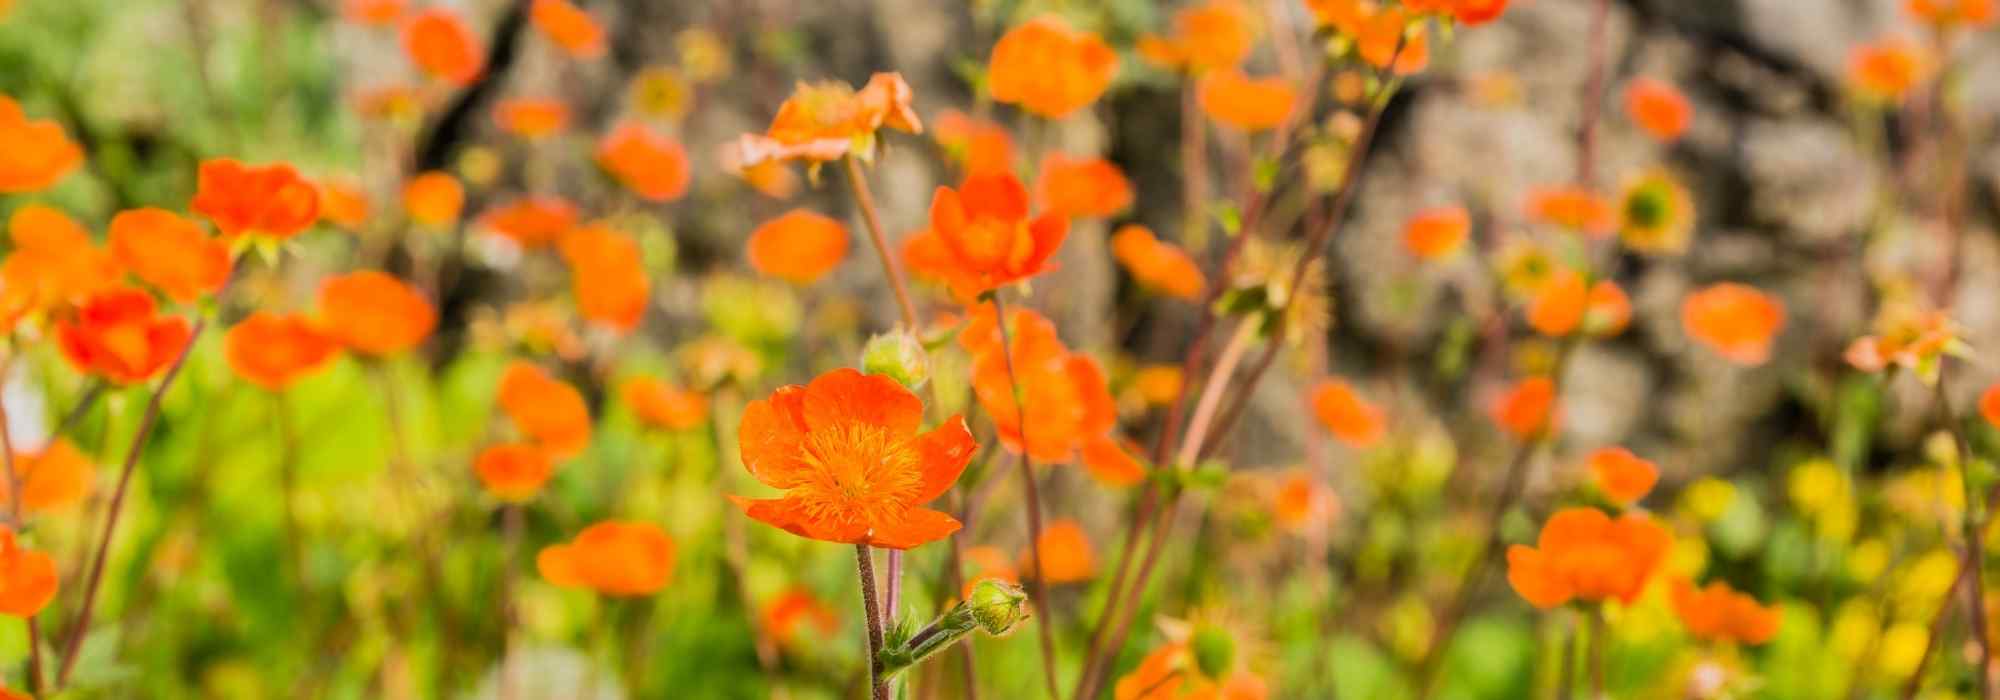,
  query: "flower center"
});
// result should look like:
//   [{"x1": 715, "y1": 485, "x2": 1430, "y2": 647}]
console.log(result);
[{"x1": 793, "y1": 423, "x2": 924, "y2": 531}]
